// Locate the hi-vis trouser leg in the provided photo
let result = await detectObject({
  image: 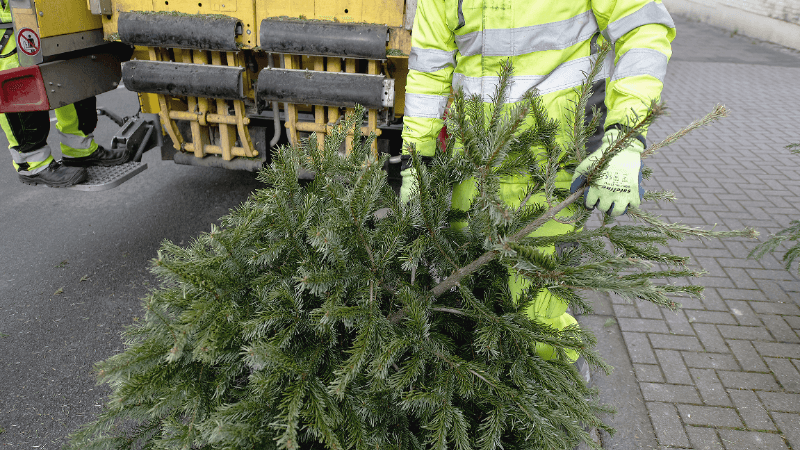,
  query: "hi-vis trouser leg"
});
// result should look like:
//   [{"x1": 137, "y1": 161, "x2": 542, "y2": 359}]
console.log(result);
[
  {"x1": 56, "y1": 97, "x2": 99, "y2": 159},
  {"x1": 1, "y1": 110, "x2": 54, "y2": 175},
  {"x1": 450, "y1": 175, "x2": 580, "y2": 362}
]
